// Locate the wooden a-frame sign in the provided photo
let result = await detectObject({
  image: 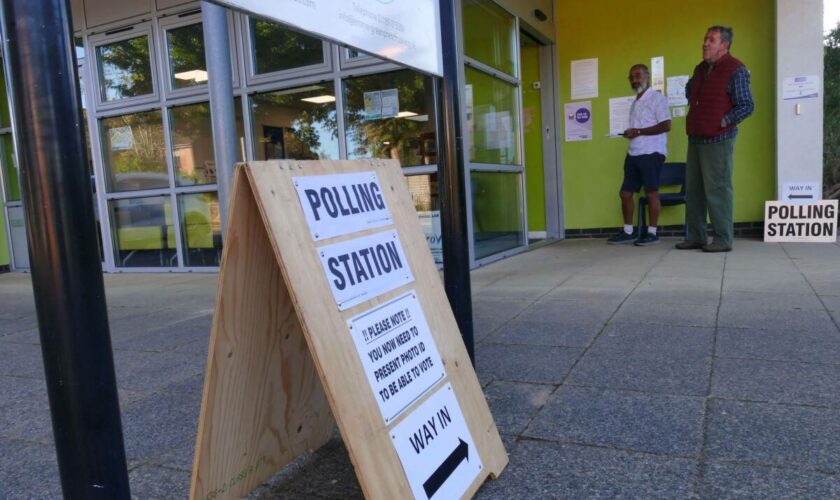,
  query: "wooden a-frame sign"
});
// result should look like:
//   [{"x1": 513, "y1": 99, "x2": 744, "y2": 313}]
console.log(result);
[{"x1": 189, "y1": 160, "x2": 507, "y2": 499}]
